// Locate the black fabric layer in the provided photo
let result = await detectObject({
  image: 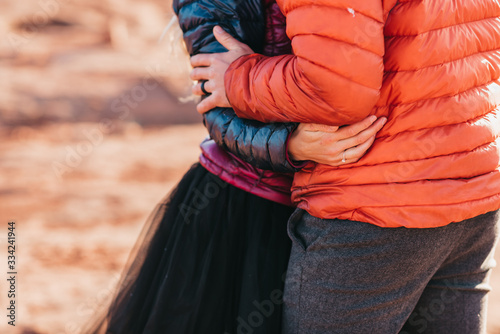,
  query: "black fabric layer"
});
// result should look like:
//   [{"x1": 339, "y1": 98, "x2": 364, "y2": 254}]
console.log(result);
[{"x1": 87, "y1": 164, "x2": 293, "y2": 333}]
